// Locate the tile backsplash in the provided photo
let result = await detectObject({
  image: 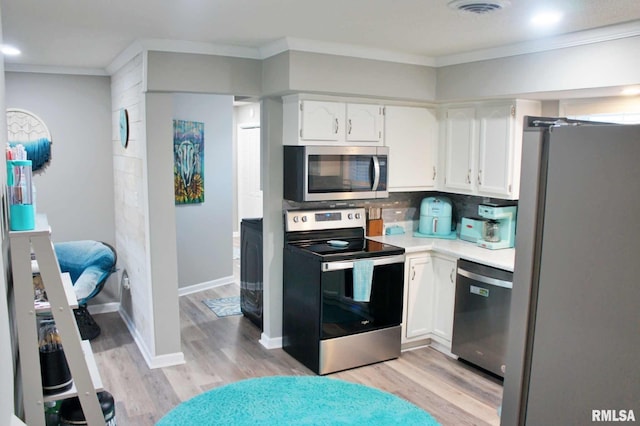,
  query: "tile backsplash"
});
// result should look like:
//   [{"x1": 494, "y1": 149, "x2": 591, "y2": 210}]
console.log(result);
[{"x1": 283, "y1": 191, "x2": 518, "y2": 235}]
